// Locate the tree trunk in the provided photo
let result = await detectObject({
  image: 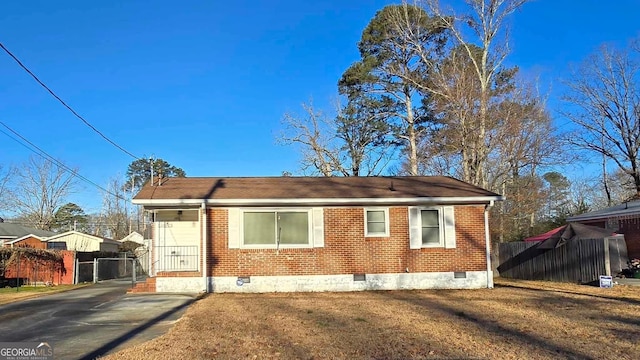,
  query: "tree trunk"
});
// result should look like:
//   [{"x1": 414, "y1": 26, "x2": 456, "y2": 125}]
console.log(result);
[
  {"x1": 602, "y1": 150, "x2": 612, "y2": 206},
  {"x1": 406, "y1": 92, "x2": 418, "y2": 176}
]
